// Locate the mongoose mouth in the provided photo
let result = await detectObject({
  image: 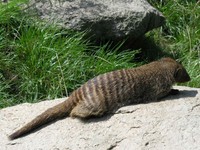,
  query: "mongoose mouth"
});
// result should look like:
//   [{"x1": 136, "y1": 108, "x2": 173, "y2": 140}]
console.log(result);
[
  {"x1": 186, "y1": 76, "x2": 191, "y2": 82},
  {"x1": 177, "y1": 74, "x2": 191, "y2": 83},
  {"x1": 186, "y1": 77, "x2": 191, "y2": 82},
  {"x1": 184, "y1": 73, "x2": 191, "y2": 82}
]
